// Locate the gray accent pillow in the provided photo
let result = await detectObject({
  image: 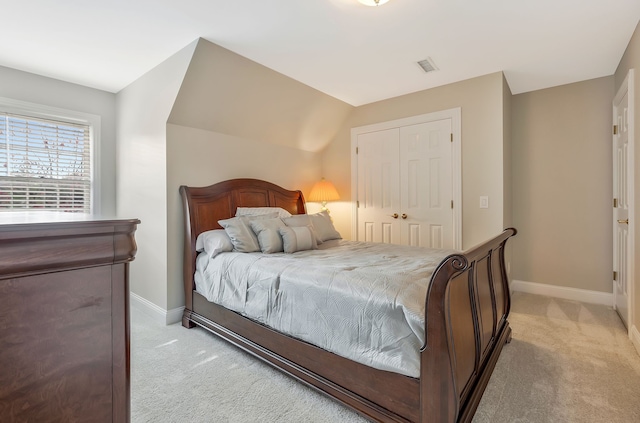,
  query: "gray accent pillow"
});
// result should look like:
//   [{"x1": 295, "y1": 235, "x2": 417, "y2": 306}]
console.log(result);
[
  {"x1": 195, "y1": 229, "x2": 234, "y2": 258},
  {"x1": 282, "y1": 214, "x2": 323, "y2": 244},
  {"x1": 278, "y1": 226, "x2": 318, "y2": 253},
  {"x1": 218, "y1": 213, "x2": 278, "y2": 253},
  {"x1": 249, "y1": 218, "x2": 286, "y2": 254},
  {"x1": 236, "y1": 207, "x2": 292, "y2": 218},
  {"x1": 308, "y1": 211, "x2": 342, "y2": 242}
]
